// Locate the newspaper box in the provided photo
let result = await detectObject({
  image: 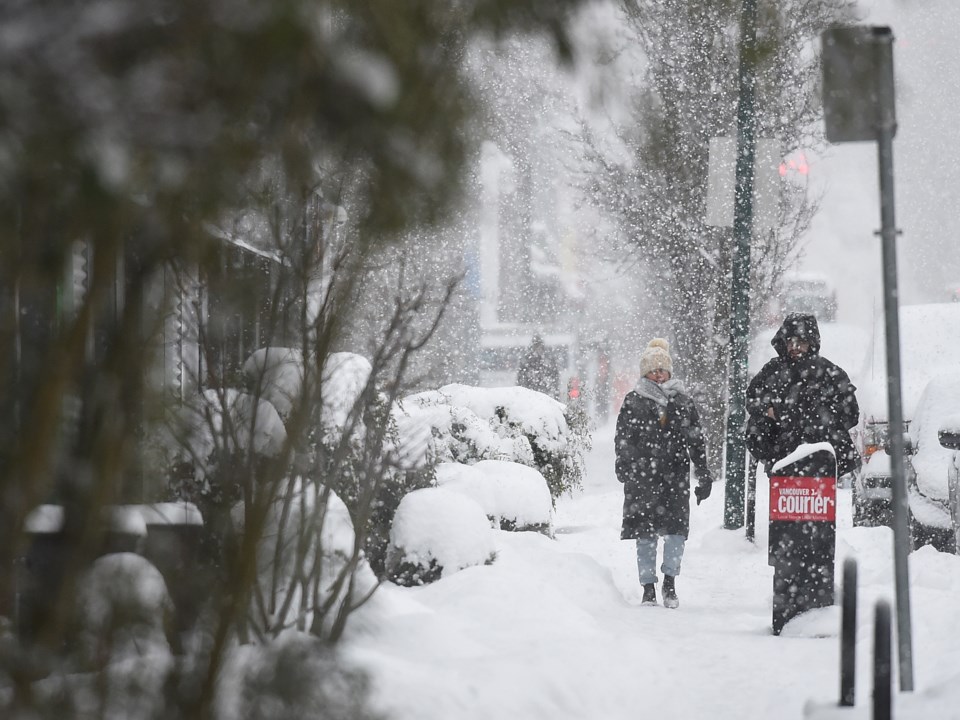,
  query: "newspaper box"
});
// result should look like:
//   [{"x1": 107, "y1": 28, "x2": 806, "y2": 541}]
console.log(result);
[{"x1": 768, "y1": 445, "x2": 837, "y2": 635}]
